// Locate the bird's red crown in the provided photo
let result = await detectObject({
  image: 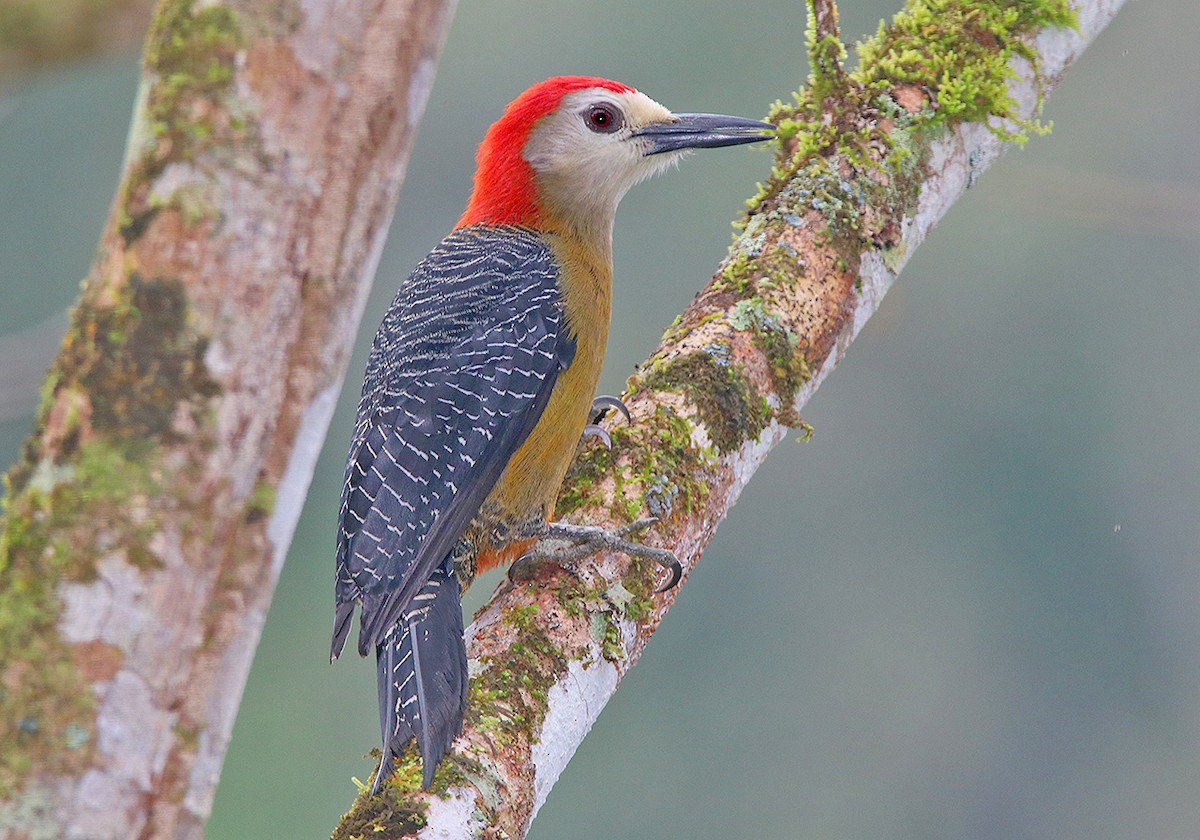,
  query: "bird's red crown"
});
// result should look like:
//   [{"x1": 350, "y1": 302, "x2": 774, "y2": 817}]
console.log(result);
[{"x1": 457, "y1": 76, "x2": 635, "y2": 229}]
